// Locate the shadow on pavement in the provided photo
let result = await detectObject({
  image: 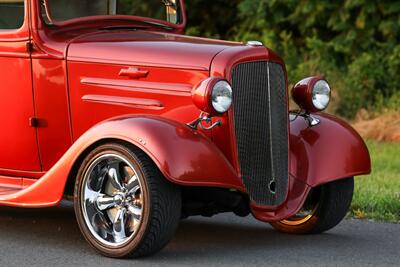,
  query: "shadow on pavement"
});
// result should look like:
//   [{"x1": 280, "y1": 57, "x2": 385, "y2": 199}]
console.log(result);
[{"x1": 0, "y1": 200, "x2": 362, "y2": 264}]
